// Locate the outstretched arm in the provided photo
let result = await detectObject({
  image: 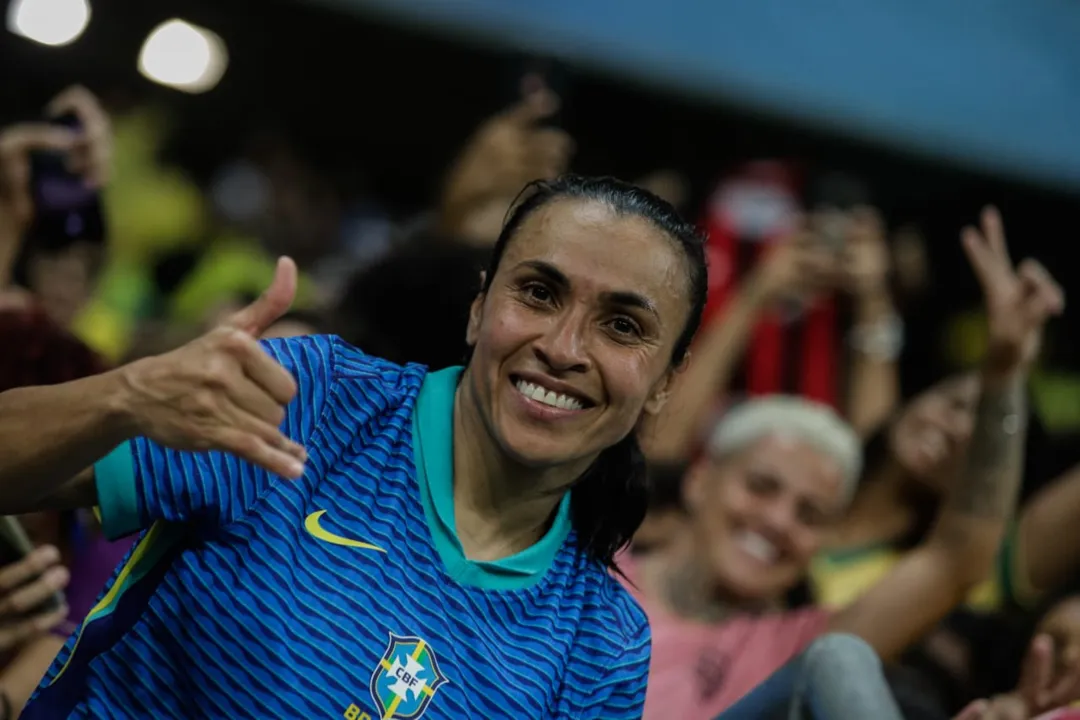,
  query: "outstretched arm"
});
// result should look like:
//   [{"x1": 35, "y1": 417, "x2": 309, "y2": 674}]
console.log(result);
[
  {"x1": 831, "y1": 371, "x2": 1027, "y2": 660},
  {"x1": 642, "y1": 231, "x2": 839, "y2": 462},
  {"x1": 829, "y1": 207, "x2": 1064, "y2": 661},
  {"x1": 0, "y1": 259, "x2": 306, "y2": 515},
  {"x1": 0, "y1": 372, "x2": 133, "y2": 511},
  {"x1": 1010, "y1": 461, "x2": 1080, "y2": 598},
  {"x1": 640, "y1": 277, "x2": 770, "y2": 462},
  {"x1": 0, "y1": 86, "x2": 111, "y2": 291},
  {"x1": 841, "y1": 208, "x2": 901, "y2": 437}
]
